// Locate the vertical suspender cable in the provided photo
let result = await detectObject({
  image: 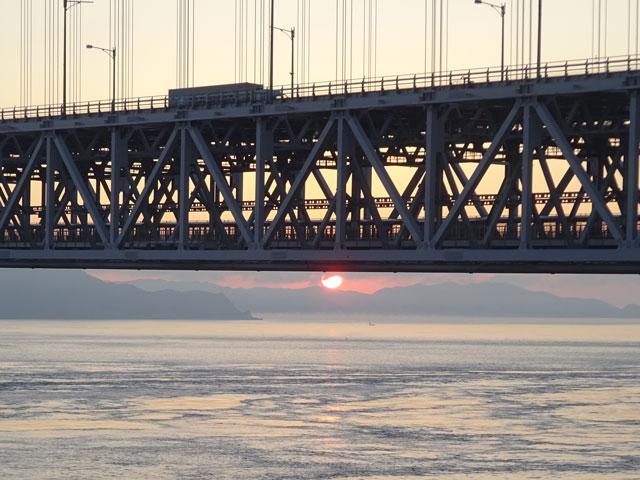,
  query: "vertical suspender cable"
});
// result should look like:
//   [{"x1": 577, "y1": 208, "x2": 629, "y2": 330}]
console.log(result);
[
  {"x1": 245, "y1": 0, "x2": 249, "y2": 83},
  {"x1": 296, "y1": 0, "x2": 300, "y2": 85},
  {"x1": 592, "y1": 0, "x2": 595, "y2": 59},
  {"x1": 515, "y1": 0, "x2": 519, "y2": 71},
  {"x1": 509, "y1": 0, "x2": 513, "y2": 66},
  {"x1": 44, "y1": 0, "x2": 48, "y2": 104},
  {"x1": 351, "y1": 0, "x2": 354, "y2": 80},
  {"x1": 28, "y1": 0, "x2": 32, "y2": 105},
  {"x1": 520, "y1": 0, "x2": 524, "y2": 70},
  {"x1": 254, "y1": 0, "x2": 257, "y2": 84},
  {"x1": 191, "y1": 0, "x2": 194, "y2": 86},
  {"x1": 56, "y1": 0, "x2": 60, "y2": 104},
  {"x1": 238, "y1": 0, "x2": 241, "y2": 82},
  {"x1": 431, "y1": 0, "x2": 436, "y2": 73},
  {"x1": 604, "y1": 0, "x2": 608, "y2": 58},
  {"x1": 131, "y1": 0, "x2": 135, "y2": 95},
  {"x1": 234, "y1": 0, "x2": 237, "y2": 83},
  {"x1": 344, "y1": 0, "x2": 347, "y2": 81},
  {"x1": 445, "y1": 0, "x2": 449, "y2": 71},
  {"x1": 529, "y1": 0, "x2": 532, "y2": 65},
  {"x1": 374, "y1": 0, "x2": 378, "y2": 78},
  {"x1": 629, "y1": 0, "x2": 632, "y2": 56},
  {"x1": 20, "y1": 0, "x2": 24, "y2": 106},
  {"x1": 335, "y1": 0, "x2": 339, "y2": 83},
  {"x1": 597, "y1": 0, "x2": 601, "y2": 61},
  {"x1": 363, "y1": 0, "x2": 366, "y2": 78},
  {"x1": 424, "y1": 0, "x2": 427, "y2": 75},
  {"x1": 369, "y1": 0, "x2": 372, "y2": 78},
  {"x1": 307, "y1": 0, "x2": 311, "y2": 83},
  {"x1": 260, "y1": 0, "x2": 264, "y2": 84},
  {"x1": 439, "y1": 0, "x2": 442, "y2": 73}
]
